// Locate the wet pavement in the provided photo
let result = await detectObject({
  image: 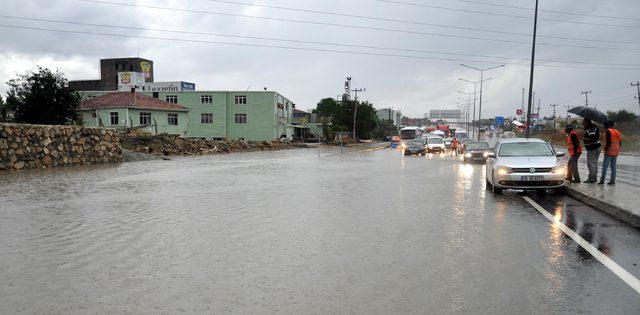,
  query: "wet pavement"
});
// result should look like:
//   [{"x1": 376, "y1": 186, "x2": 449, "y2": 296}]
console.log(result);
[{"x1": 1, "y1": 147, "x2": 639, "y2": 314}]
